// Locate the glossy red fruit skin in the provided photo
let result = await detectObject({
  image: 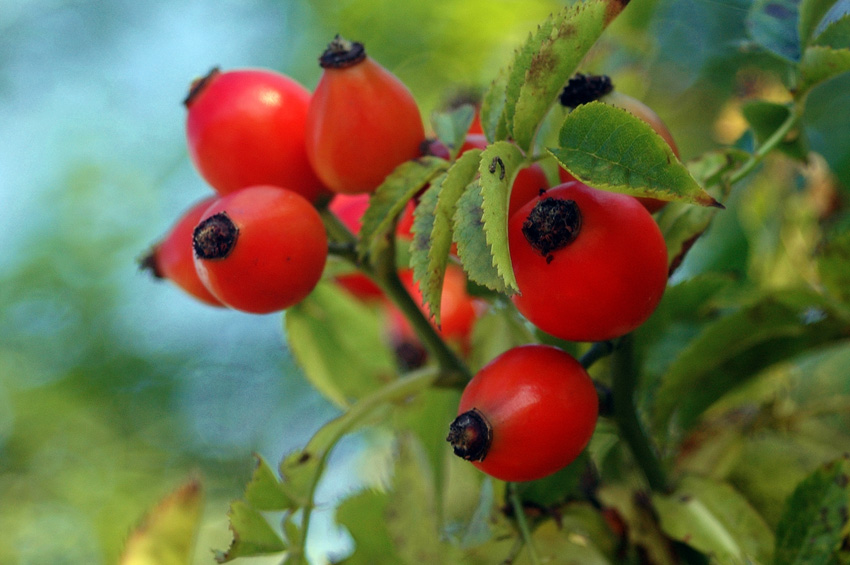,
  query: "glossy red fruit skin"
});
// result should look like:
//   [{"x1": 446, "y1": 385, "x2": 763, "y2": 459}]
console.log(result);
[
  {"x1": 306, "y1": 53, "x2": 425, "y2": 194},
  {"x1": 193, "y1": 186, "x2": 328, "y2": 313},
  {"x1": 457, "y1": 344, "x2": 598, "y2": 482},
  {"x1": 429, "y1": 134, "x2": 550, "y2": 217},
  {"x1": 558, "y1": 92, "x2": 679, "y2": 213},
  {"x1": 510, "y1": 181, "x2": 668, "y2": 342},
  {"x1": 328, "y1": 193, "x2": 384, "y2": 300},
  {"x1": 146, "y1": 196, "x2": 223, "y2": 306},
  {"x1": 185, "y1": 68, "x2": 325, "y2": 201}
]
